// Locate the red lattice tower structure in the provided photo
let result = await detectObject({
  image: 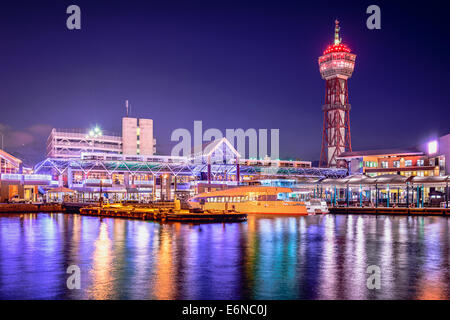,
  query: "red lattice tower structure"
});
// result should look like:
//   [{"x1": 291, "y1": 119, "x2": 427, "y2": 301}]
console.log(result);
[{"x1": 318, "y1": 20, "x2": 356, "y2": 167}]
